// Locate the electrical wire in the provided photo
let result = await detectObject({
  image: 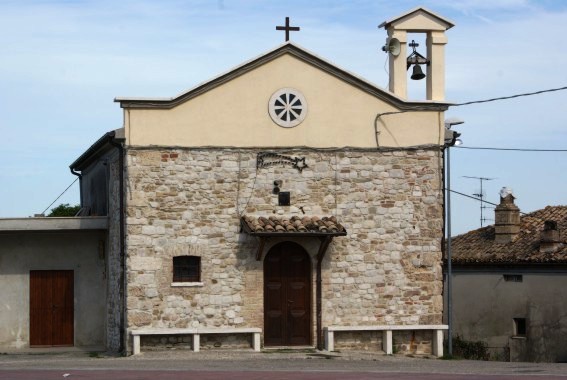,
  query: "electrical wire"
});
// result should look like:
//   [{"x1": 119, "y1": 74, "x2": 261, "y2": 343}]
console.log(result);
[
  {"x1": 236, "y1": 150, "x2": 242, "y2": 216},
  {"x1": 41, "y1": 177, "x2": 79, "y2": 215},
  {"x1": 455, "y1": 146, "x2": 567, "y2": 152},
  {"x1": 449, "y1": 189, "x2": 531, "y2": 216},
  {"x1": 239, "y1": 160, "x2": 259, "y2": 217},
  {"x1": 452, "y1": 86, "x2": 567, "y2": 107},
  {"x1": 373, "y1": 86, "x2": 567, "y2": 151},
  {"x1": 448, "y1": 189, "x2": 498, "y2": 206},
  {"x1": 383, "y1": 53, "x2": 389, "y2": 88},
  {"x1": 375, "y1": 85, "x2": 567, "y2": 120},
  {"x1": 130, "y1": 144, "x2": 441, "y2": 153}
]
